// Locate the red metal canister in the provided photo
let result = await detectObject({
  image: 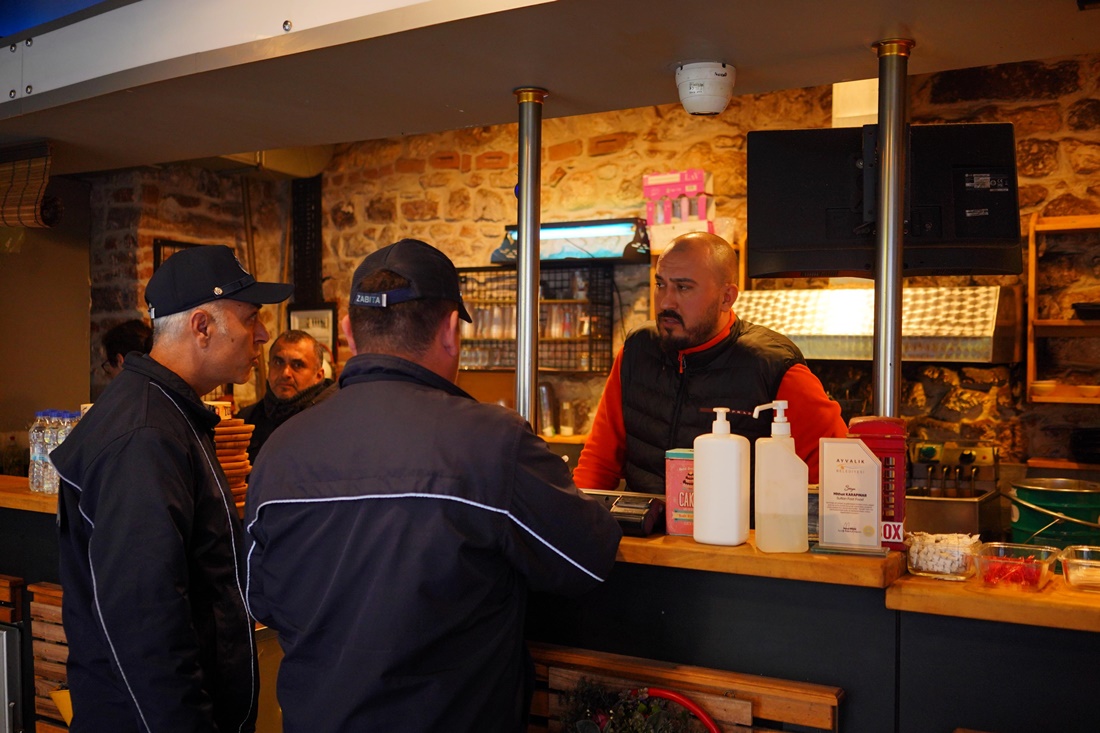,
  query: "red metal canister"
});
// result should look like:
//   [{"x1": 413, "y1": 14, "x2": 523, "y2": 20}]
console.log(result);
[{"x1": 847, "y1": 416, "x2": 907, "y2": 550}]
